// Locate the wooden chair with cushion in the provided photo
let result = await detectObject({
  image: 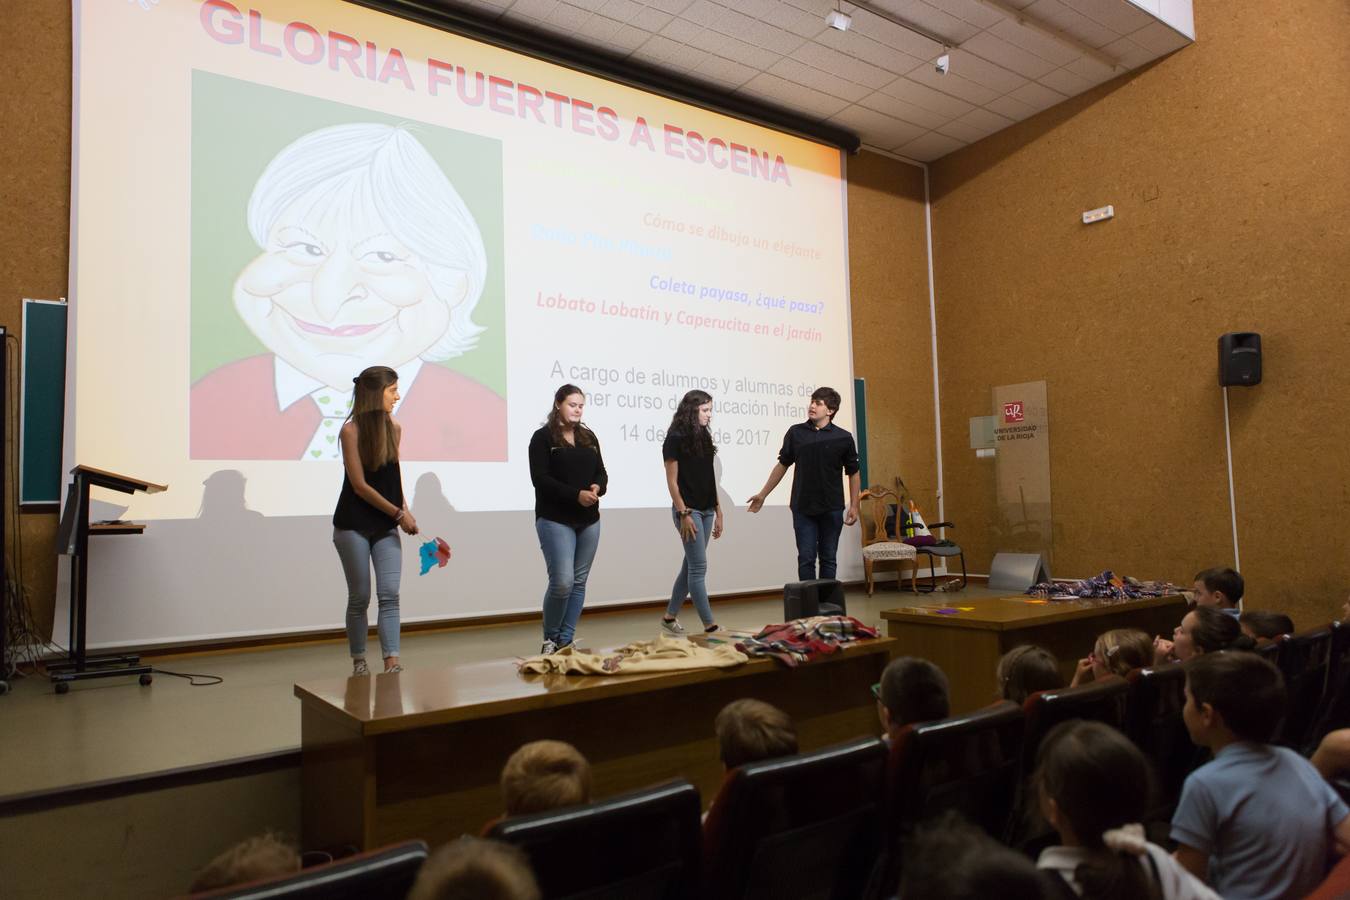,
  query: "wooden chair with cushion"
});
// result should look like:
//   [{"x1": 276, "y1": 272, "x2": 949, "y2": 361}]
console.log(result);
[{"x1": 860, "y1": 486, "x2": 916, "y2": 595}]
